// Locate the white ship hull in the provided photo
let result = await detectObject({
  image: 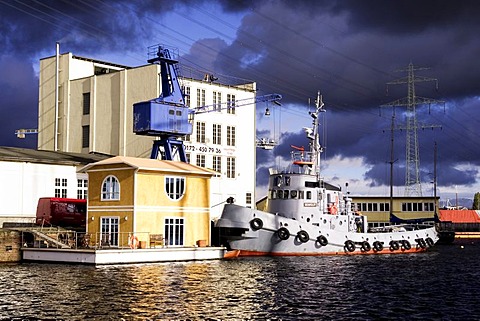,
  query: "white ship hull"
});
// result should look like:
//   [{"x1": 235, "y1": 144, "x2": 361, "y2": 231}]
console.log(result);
[
  {"x1": 216, "y1": 204, "x2": 438, "y2": 257},
  {"x1": 216, "y1": 92, "x2": 439, "y2": 257}
]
